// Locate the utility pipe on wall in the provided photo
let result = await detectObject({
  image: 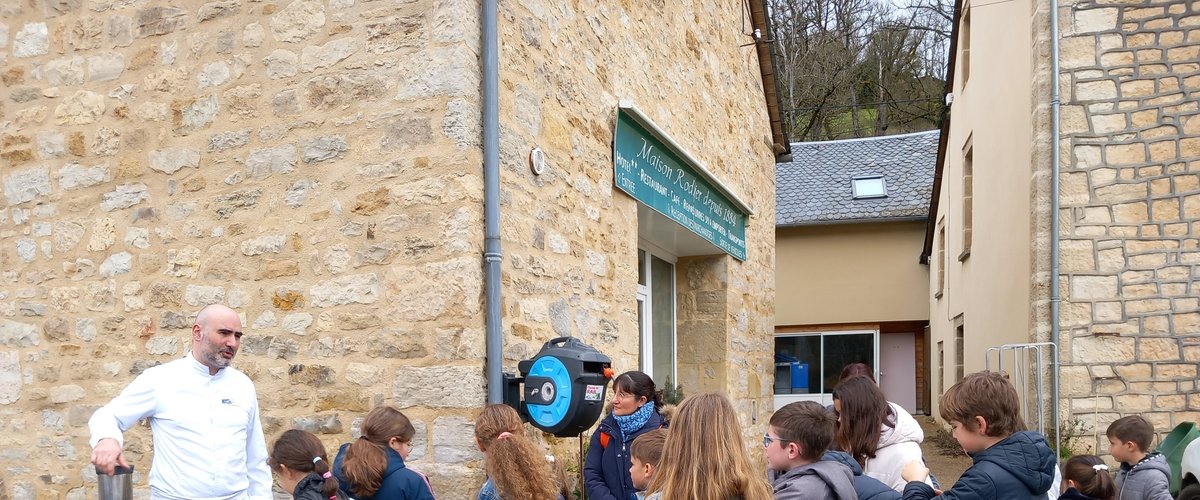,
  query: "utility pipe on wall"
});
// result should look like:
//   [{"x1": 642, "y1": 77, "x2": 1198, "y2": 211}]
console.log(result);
[
  {"x1": 482, "y1": 0, "x2": 503, "y2": 404},
  {"x1": 1048, "y1": 0, "x2": 1062, "y2": 451}
]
